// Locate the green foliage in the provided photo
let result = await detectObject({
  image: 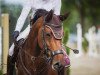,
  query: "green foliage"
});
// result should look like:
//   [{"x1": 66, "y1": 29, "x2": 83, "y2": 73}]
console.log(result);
[
  {"x1": 63, "y1": 28, "x2": 70, "y2": 55},
  {"x1": 62, "y1": 0, "x2": 100, "y2": 34},
  {"x1": 82, "y1": 37, "x2": 88, "y2": 53},
  {"x1": 66, "y1": 47, "x2": 70, "y2": 55},
  {"x1": 66, "y1": 68, "x2": 70, "y2": 75},
  {"x1": 63, "y1": 28, "x2": 69, "y2": 44},
  {"x1": 0, "y1": 70, "x2": 3, "y2": 75},
  {"x1": 61, "y1": 0, "x2": 80, "y2": 33}
]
